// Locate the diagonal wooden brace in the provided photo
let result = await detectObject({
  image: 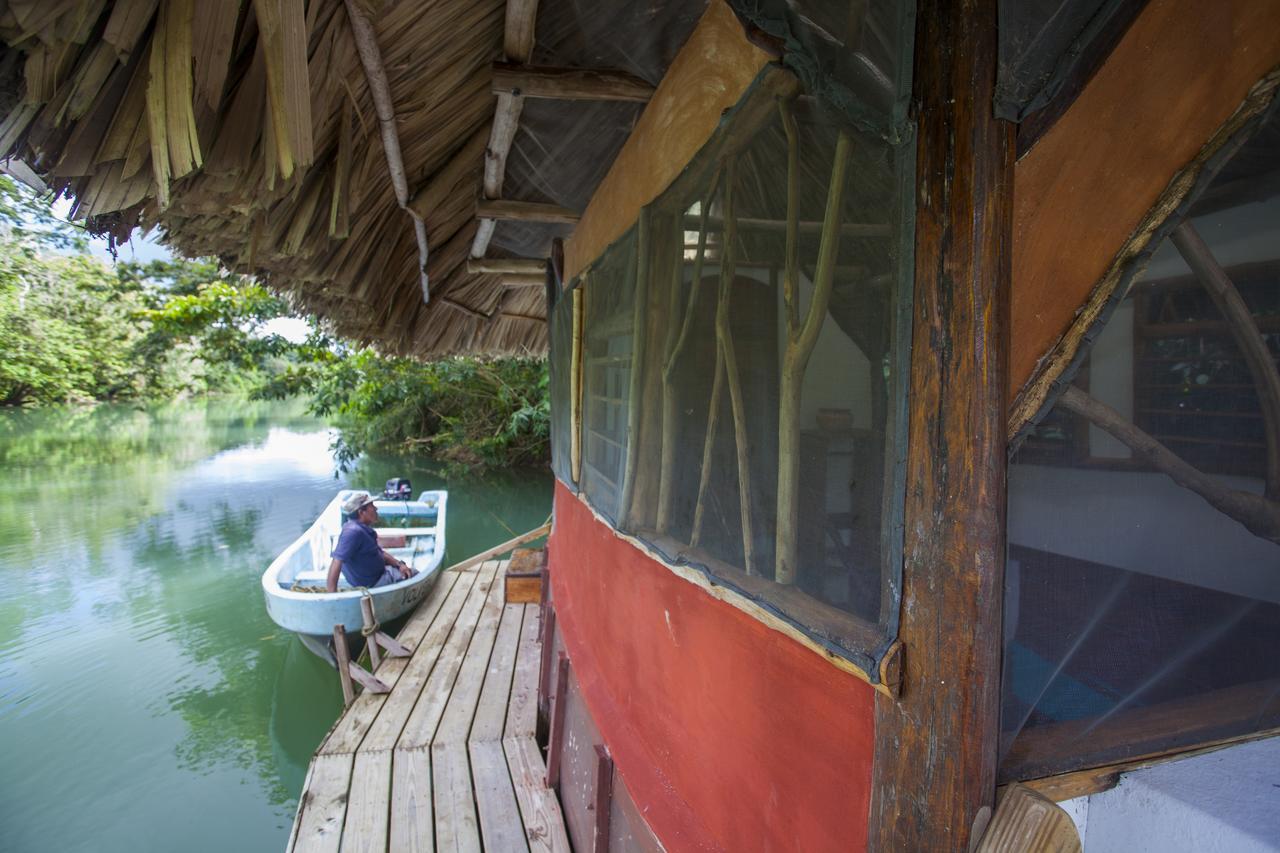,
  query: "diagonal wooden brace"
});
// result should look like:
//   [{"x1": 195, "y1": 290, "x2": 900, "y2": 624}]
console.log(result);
[
  {"x1": 373, "y1": 631, "x2": 412, "y2": 658},
  {"x1": 347, "y1": 660, "x2": 391, "y2": 694}
]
